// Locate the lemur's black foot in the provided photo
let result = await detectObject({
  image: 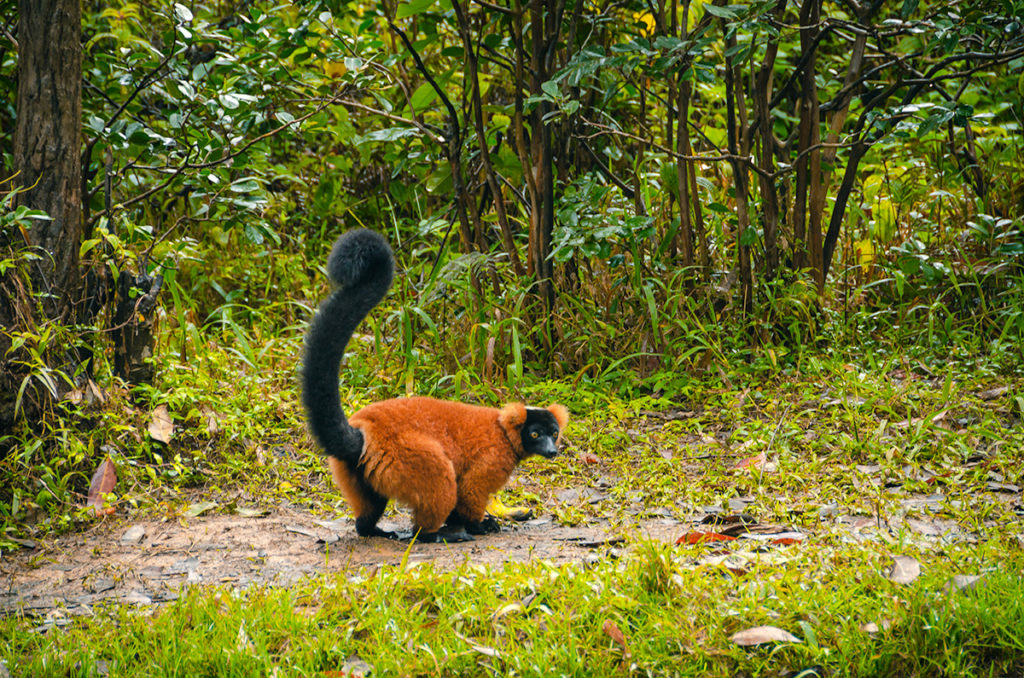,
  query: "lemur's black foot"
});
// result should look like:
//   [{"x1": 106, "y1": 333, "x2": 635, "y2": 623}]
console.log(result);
[
  {"x1": 355, "y1": 518, "x2": 400, "y2": 540},
  {"x1": 467, "y1": 516, "x2": 501, "y2": 535},
  {"x1": 414, "y1": 528, "x2": 475, "y2": 543},
  {"x1": 446, "y1": 512, "x2": 501, "y2": 535}
]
